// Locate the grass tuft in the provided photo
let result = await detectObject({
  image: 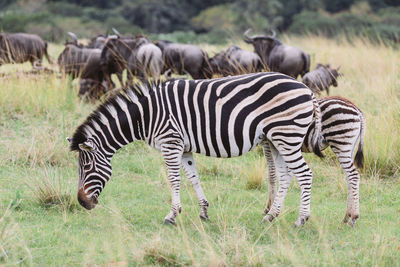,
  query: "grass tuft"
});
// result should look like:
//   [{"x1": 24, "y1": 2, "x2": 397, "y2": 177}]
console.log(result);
[
  {"x1": 143, "y1": 236, "x2": 192, "y2": 266},
  {"x1": 26, "y1": 166, "x2": 78, "y2": 211},
  {"x1": 243, "y1": 158, "x2": 265, "y2": 190}
]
